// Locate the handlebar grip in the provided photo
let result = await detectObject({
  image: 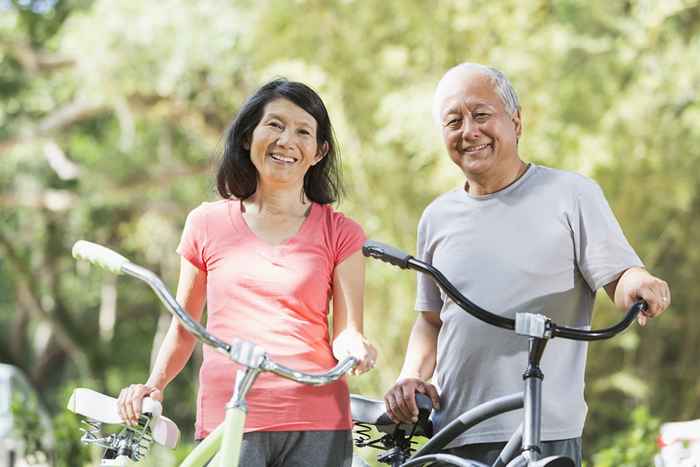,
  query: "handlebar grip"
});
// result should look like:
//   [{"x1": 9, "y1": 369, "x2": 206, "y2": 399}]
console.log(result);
[
  {"x1": 362, "y1": 240, "x2": 412, "y2": 269},
  {"x1": 415, "y1": 393, "x2": 433, "y2": 418},
  {"x1": 72, "y1": 240, "x2": 129, "y2": 275}
]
